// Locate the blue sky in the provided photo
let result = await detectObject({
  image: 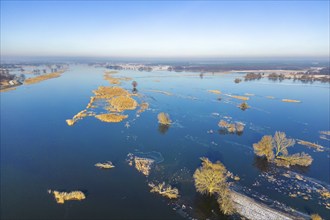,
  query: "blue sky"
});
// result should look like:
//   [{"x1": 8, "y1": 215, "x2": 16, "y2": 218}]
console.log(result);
[{"x1": 1, "y1": 1, "x2": 329, "y2": 58}]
